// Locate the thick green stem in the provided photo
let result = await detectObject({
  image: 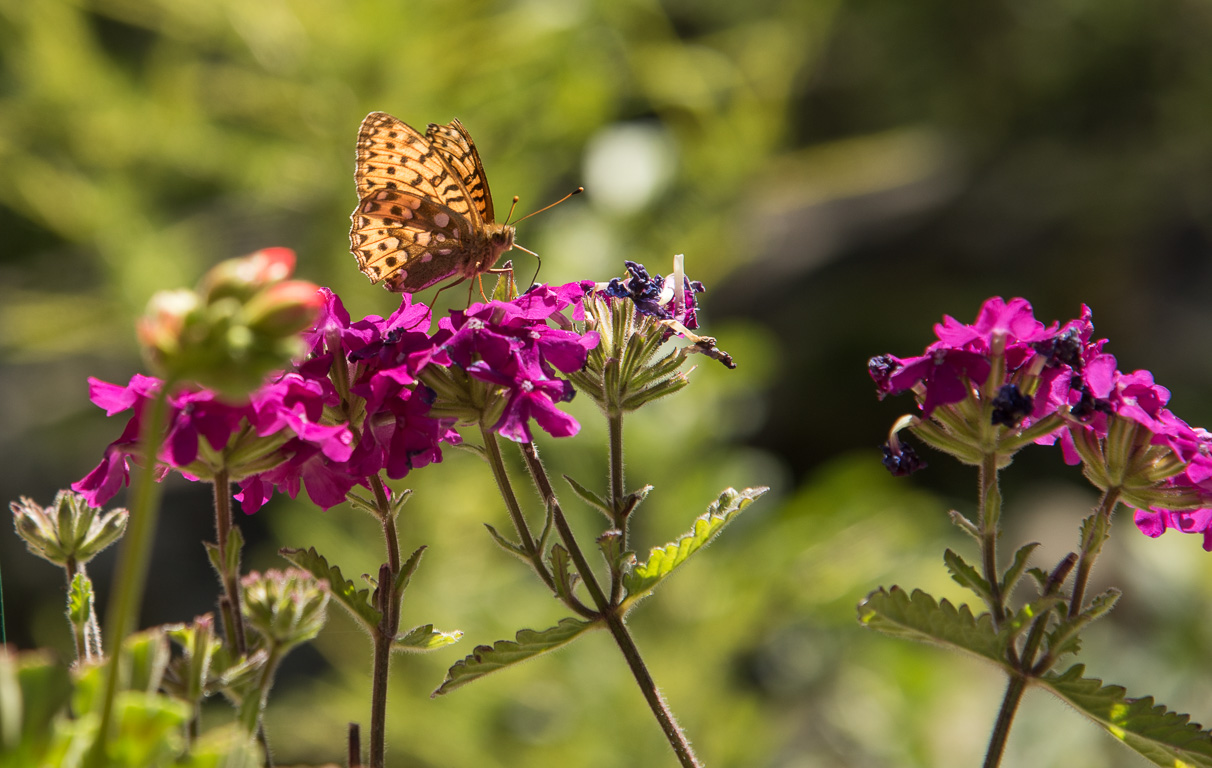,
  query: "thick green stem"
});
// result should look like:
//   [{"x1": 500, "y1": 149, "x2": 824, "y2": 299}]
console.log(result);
[
  {"x1": 368, "y1": 475, "x2": 401, "y2": 768},
  {"x1": 86, "y1": 382, "x2": 172, "y2": 767},
  {"x1": 608, "y1": 411, "x2": 625, "y2": 526},
  {"x1": 984, "y1": 673, "x2": 1027, "y2": 768},
  {"x1": 212, "y1": 470, "x2": 247, "y2": 655},
  {"x1": 978, "y1": 453, "x2": 1007, "y2": 625}
]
